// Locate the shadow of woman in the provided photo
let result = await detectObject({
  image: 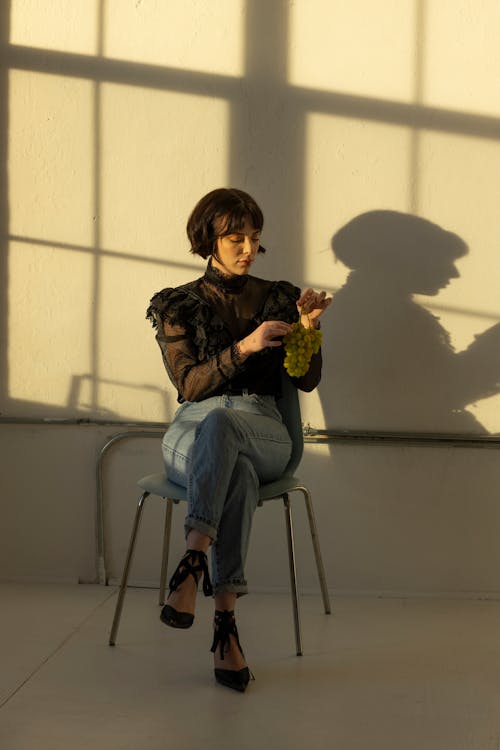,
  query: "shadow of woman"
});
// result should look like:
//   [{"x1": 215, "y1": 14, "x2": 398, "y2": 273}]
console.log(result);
[{"x1": 318, "y1": 210, "x2": 500, "y2": 434}]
